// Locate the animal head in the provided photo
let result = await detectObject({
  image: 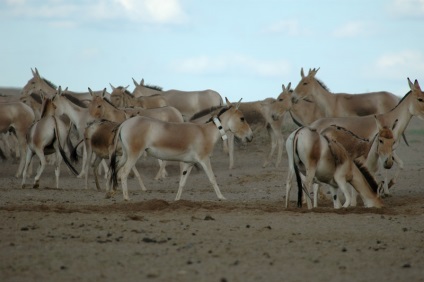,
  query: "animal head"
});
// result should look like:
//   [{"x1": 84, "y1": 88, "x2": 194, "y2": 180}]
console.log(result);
[
  {"x1": 109, "y1": 84, "x2": 129, "y2": 107},
  {"x1": 88, "y1": 88, "x2": 109, "y2": 119},
  {"x1": 21, "y1": 68, "x2": 57, "y2": 98},
  {"x1": 269, "y1": 82, "x2": 293, "y2": 120},
  {"x1": 407, "y1": 78, "x2": 424, "y2": 120},
  {"x1": 374, "y1": 115, "x2": 396, "y2": 169},
  {"x1": 292, "y1": 67, "x2": 321, "y2": 102},
  {"x1": 218, "y1": 98, "x2": 253, "y2": 143}
]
